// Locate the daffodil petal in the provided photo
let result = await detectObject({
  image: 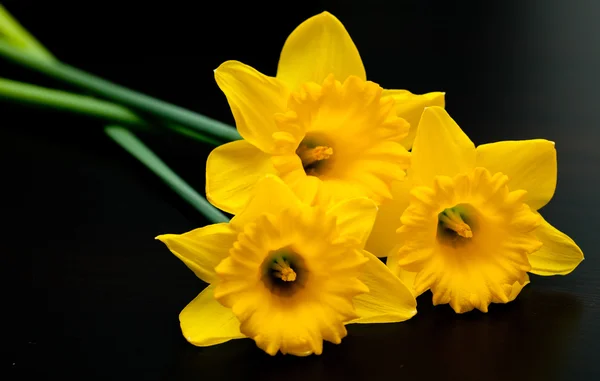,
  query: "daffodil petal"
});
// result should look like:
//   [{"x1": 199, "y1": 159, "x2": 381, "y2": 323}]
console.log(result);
[
  {"x1": 293, "y1": 175, "x2": 322, "y2": 205},
  {"x1": 180, "y1": 285, "x2": 246, "y2": 346},
  {"x1": 351, "y1": 251, "x2": 417, "y2": 323},
  {"x1": 214, "y1": 60, "x2": 289, "y2": 153},
  {"x1": 410, "y1": 106, "x2": 476, "y2": 187},
  {"x1": 528, "y1": 216, "x2": 584, "y2": 276},
  {"x1": 277, "y1": 11, "x2": 365, "y2": 89},
  {"x1": 475, "y1": 139, "x2": 557, "y2": 210},
  {"x1": 156, "y1": 224, "x2": 237, "y2": 284},
  {"x1": 507, "y1": 274, "x2": 530, "y2": 302},
  {"x1": 385, "y1": 250, "x2": 419, "y2": 296},
  {"x1": 382, "y1": 90, "x2": 446, "y2": 150},
  {"x1": 366, "y1": 179, "x2": 412, "y2": 257},
  {"x1": 206, "y1": 140, "x2": 275, "y2": 215},
  {"x1": 327, "y1": 197, "x2": 378, "y2": 249},
  {"x1": 230, "y1": 175, "x2": 302, "y2": 229}
]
